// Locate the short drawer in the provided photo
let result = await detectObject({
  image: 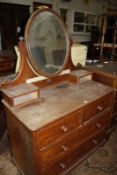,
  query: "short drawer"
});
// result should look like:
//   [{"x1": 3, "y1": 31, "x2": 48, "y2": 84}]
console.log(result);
[
  {"x1": 82, "y1": 110, "x2": 111, "y2": 139},
  {"x1": 41, "y1": 129, "x2": 106, "y2": 175},
  {"x1": 82, "y1": 128, "x2": 107, "y2": 155},
  {"x1": 36, "y1": 110, "x2": 83, "y2": 149},
  {"x1": 84, "y1": 93, "x2": 113, "y2": 121}
]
